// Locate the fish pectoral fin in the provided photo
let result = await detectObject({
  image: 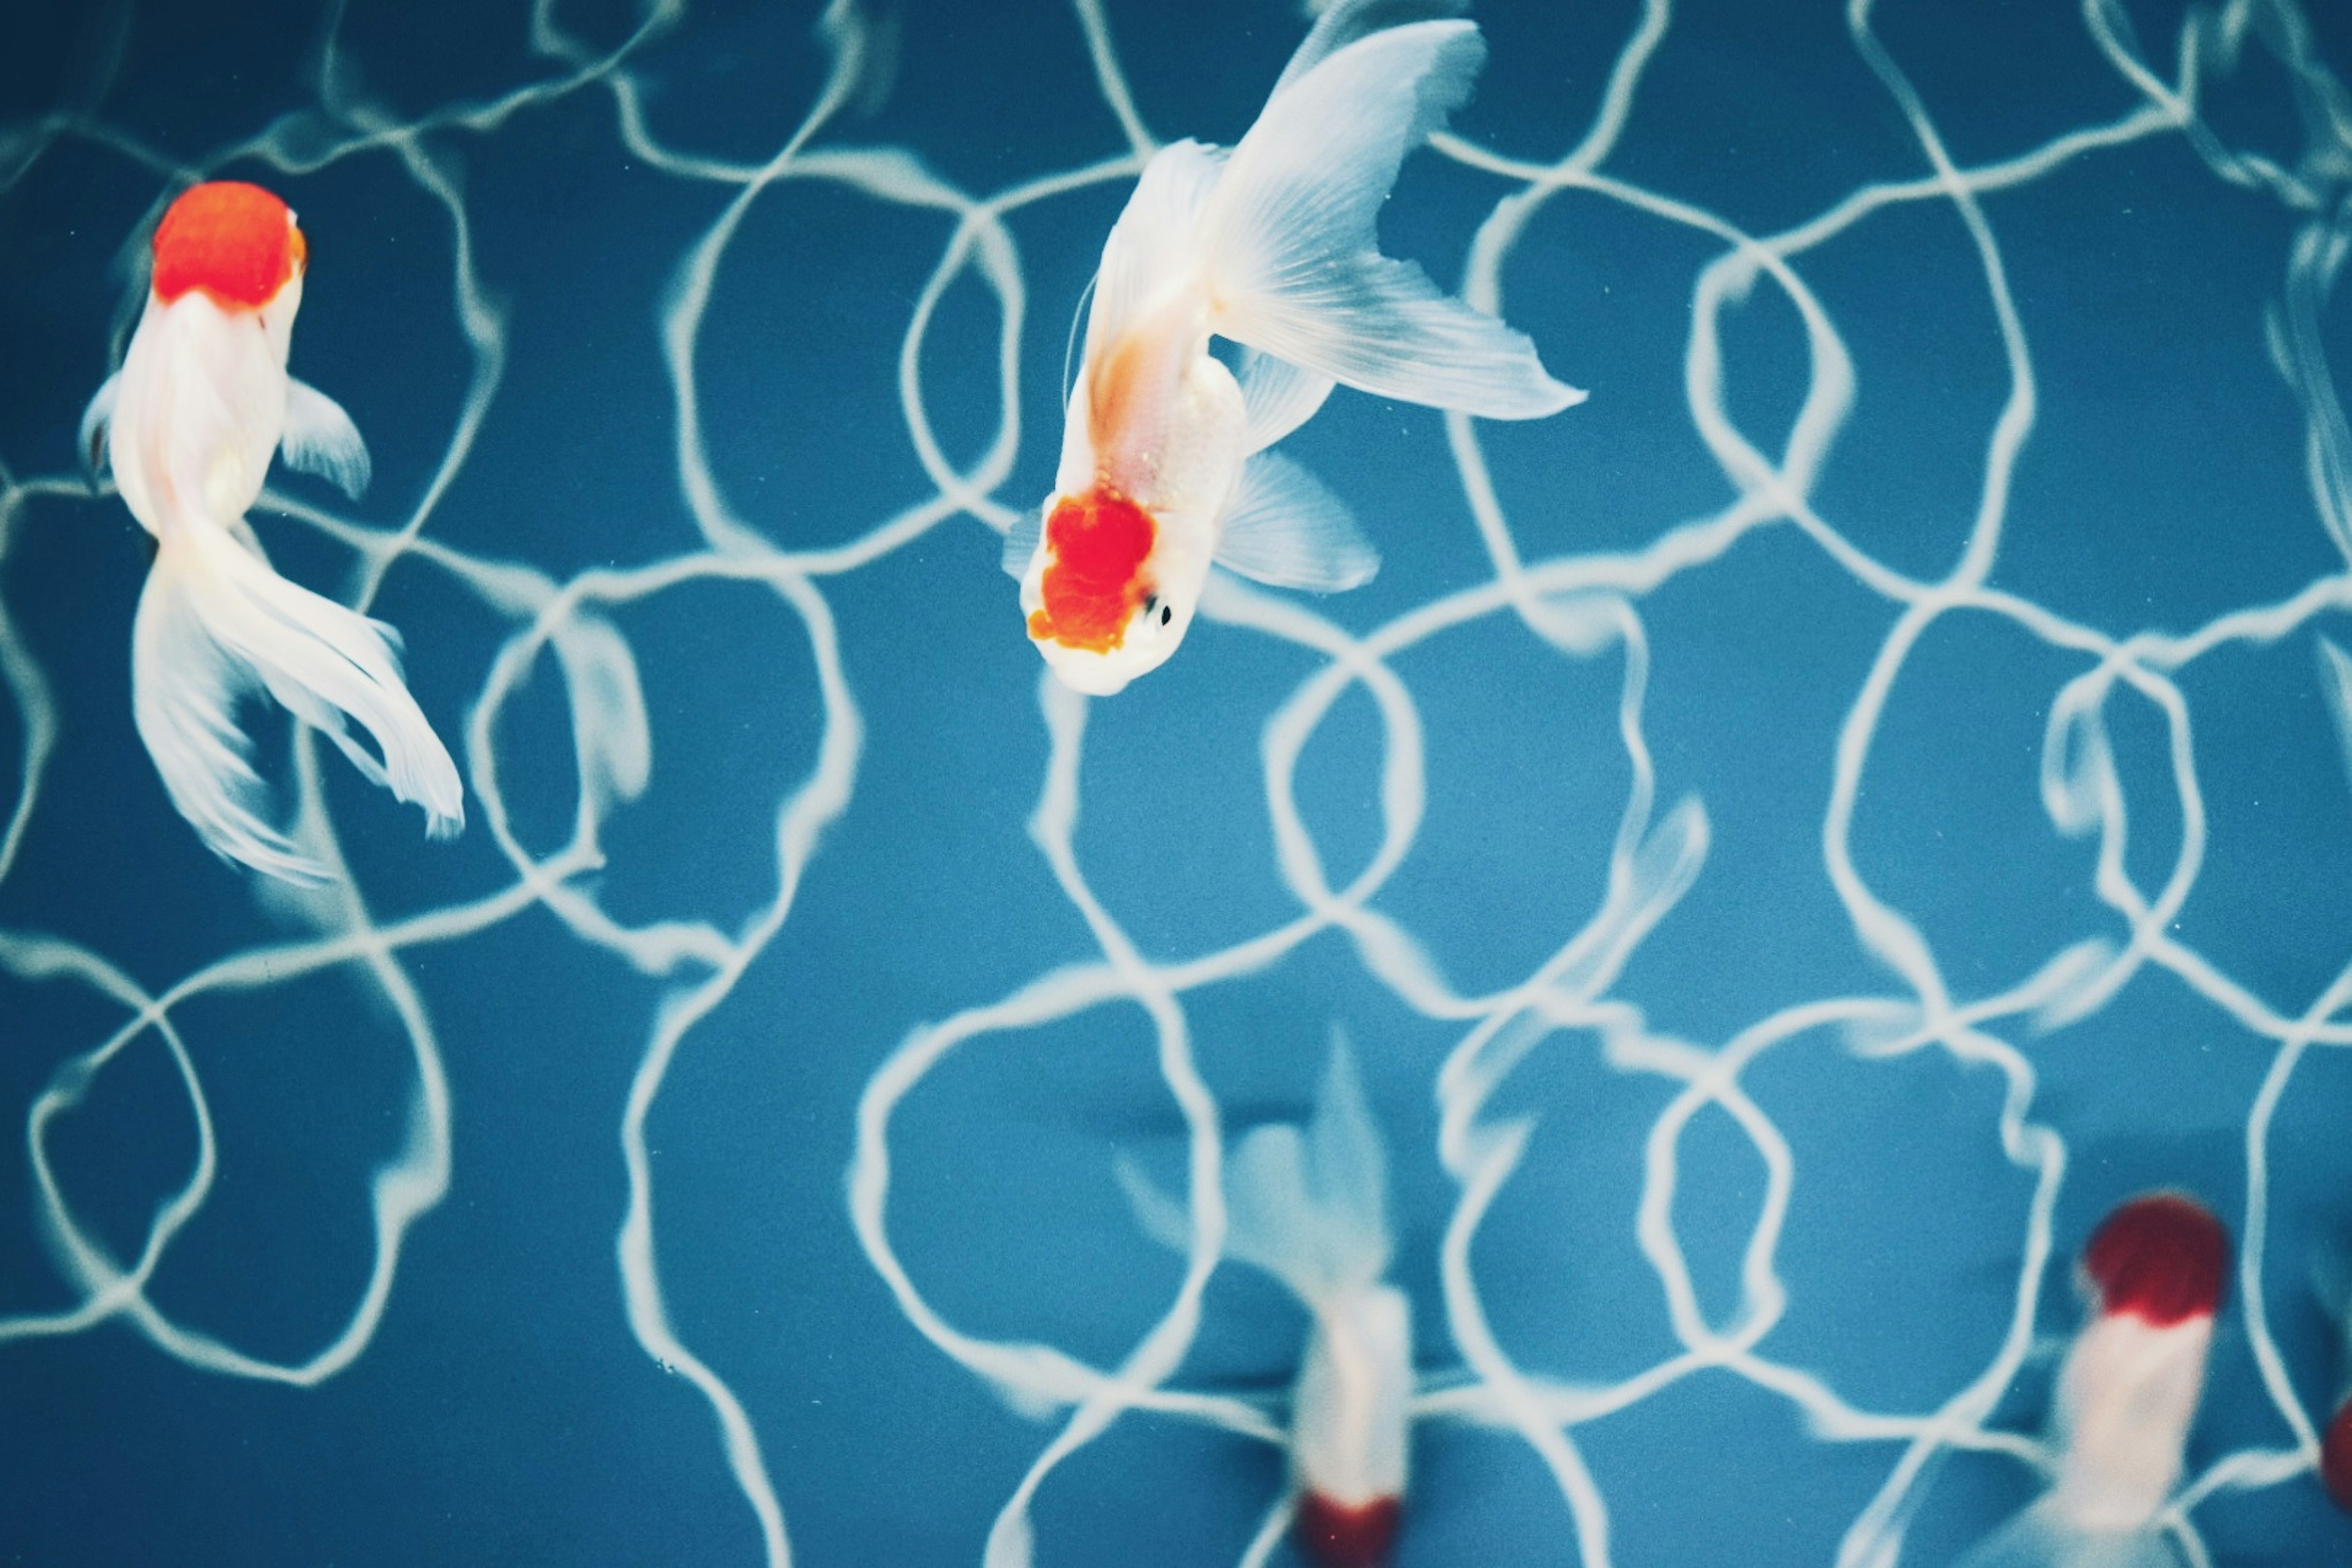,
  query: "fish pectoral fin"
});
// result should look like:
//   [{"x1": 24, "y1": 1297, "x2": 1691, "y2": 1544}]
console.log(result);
[
  {"x1": 1112, "y1": 1151, "x2": 1193, "y2": 1257},
  {"x1": 1000, "y1": 504, "x2": 1042, "y2": 581},
  {"x1": 1213, "y1": 452, "x2": 1379, "y2": 594},
  {"x1": 280, "y1": 379, "x2": 373, "y2": 500},
  {"x1": 1204, "y1": 20, "x2": 1581, "y2": 420},
  {"x1": 80, "y1": 371, "x2": 120, "y2": 484}
]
